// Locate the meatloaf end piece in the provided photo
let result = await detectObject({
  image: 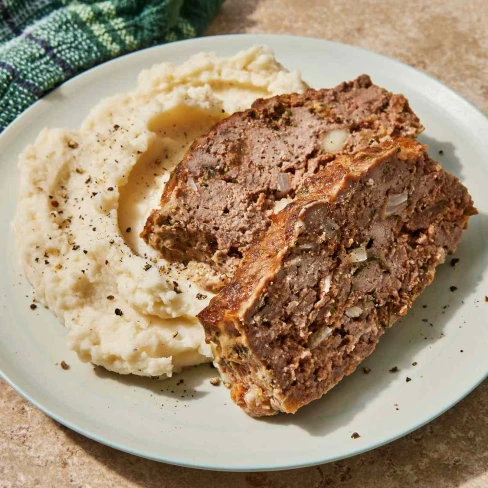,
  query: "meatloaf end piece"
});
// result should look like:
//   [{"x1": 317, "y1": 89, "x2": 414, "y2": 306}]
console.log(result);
[
  {"x1": 142, "y1": 76, "x2": 424, "y2": 287},
  {"x1": 198, "y1": 138, "x2": 476, "y2": 417}
]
